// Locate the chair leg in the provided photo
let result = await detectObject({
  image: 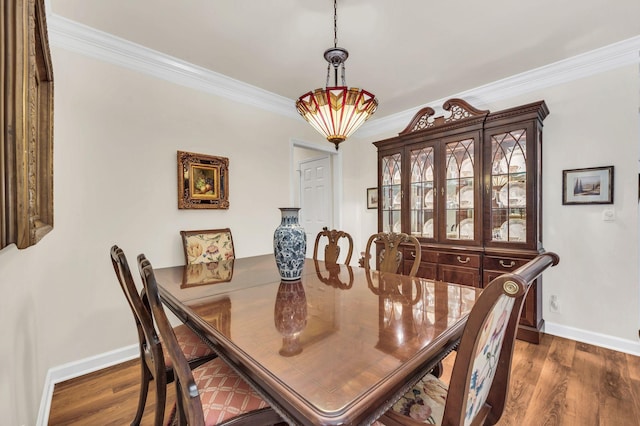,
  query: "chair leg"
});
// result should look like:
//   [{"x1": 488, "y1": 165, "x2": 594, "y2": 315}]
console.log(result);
[
  {"x1": 132, "y1": 360, "x2": 152, "y2": 426},
  {"x1": 175, "y1": 380, "x2": 188, "y2": 426},
  {"x1": 431, "y1": 361, "x2": 443, "y2": 378},
  {"x1": 153, "y1": 370, "x2": 168, "y2": 426}
]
